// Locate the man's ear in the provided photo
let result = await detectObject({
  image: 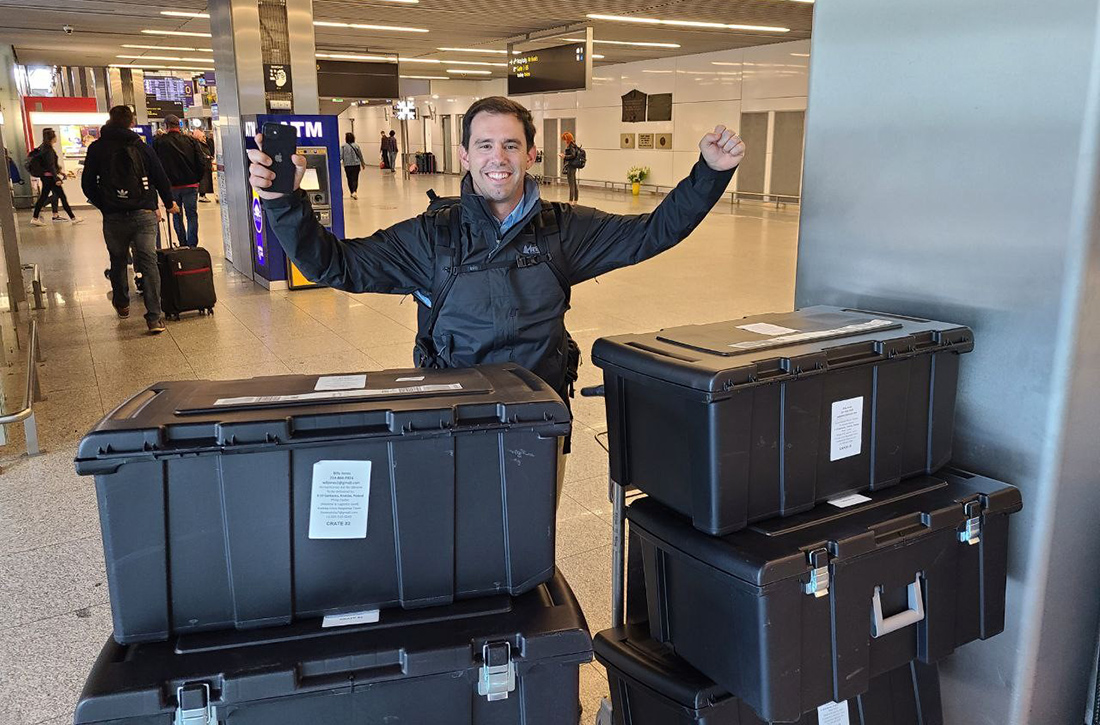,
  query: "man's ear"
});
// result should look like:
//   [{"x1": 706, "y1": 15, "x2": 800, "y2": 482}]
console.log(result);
[
  {"x1": 458, "y1": 144, "x2": 471, "y2": 171},
  {"x1": 526, "y1": 144, "x2": 537, "y2": 170}
]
